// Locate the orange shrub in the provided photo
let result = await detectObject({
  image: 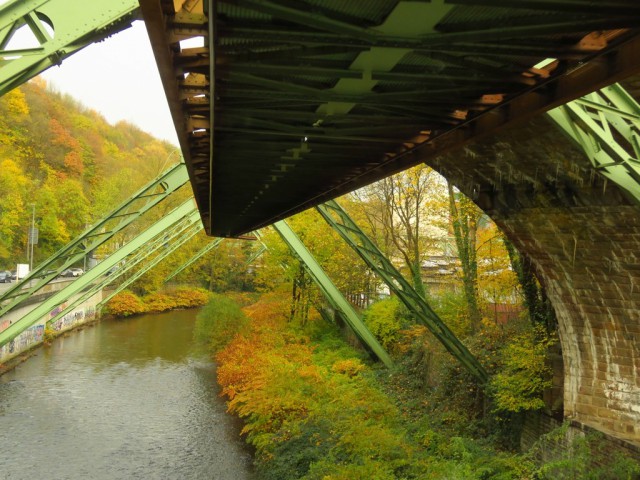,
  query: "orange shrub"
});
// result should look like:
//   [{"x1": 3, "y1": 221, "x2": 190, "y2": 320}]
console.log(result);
[
  {"x1": 105, "y1": 291, "x2": 146, "y2": 317},
  {"x1": 143, "y1": 292, "x2": 177, "y2": 313}
]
